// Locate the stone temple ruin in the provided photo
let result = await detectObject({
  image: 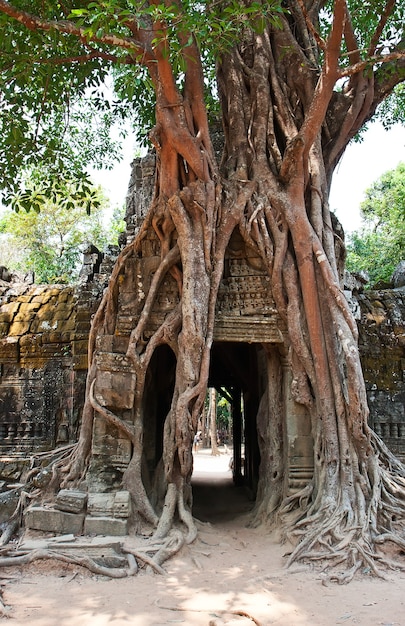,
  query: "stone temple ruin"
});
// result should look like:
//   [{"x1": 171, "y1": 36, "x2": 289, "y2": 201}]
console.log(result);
[{"x1": 1, "y1": 153, "x2": 405, "y2": 535}]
